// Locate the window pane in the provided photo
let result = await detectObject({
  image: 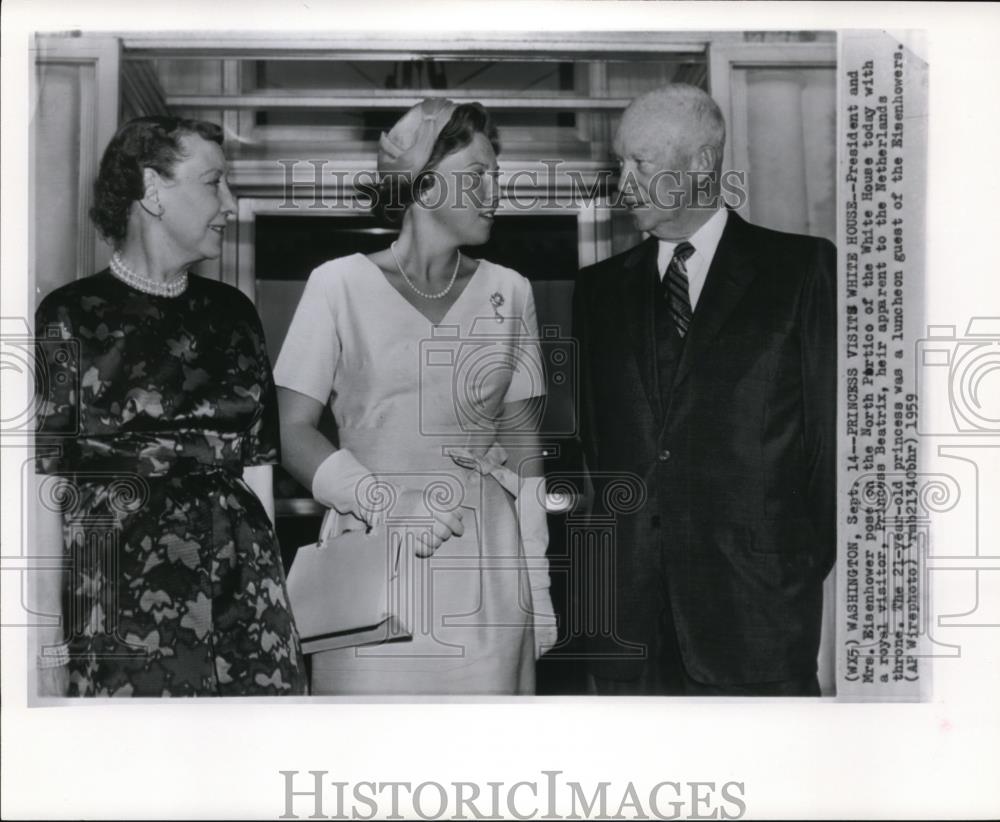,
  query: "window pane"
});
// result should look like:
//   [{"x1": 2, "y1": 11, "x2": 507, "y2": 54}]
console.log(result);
[{"x1": 34, "y1": 62, "x2": 87, "y2": 293}]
